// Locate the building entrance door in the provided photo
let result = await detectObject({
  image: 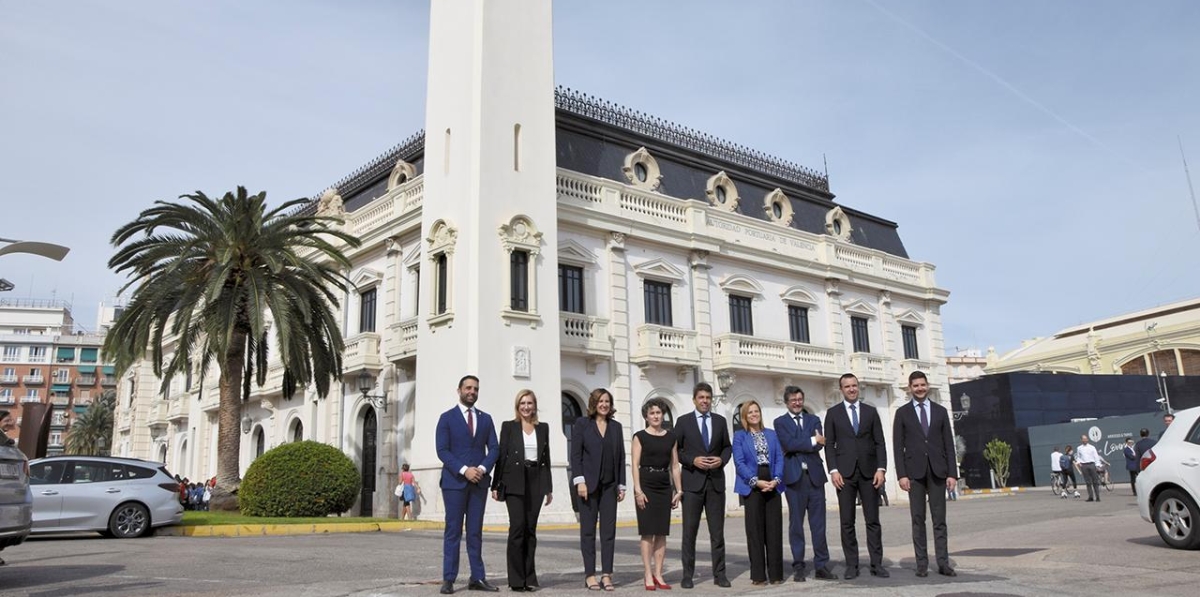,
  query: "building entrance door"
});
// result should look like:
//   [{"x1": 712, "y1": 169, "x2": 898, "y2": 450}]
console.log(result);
[{"x1": 360, "y1": 408, "x2": 377, "y2": 516}]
